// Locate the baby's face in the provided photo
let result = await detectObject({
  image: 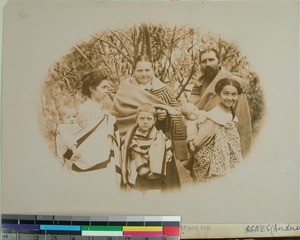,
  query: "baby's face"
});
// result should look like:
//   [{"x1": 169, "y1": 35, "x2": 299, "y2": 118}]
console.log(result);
[
  {"x1": 184, "y1": 104, "x2": 201, "y2": 121},
  {"x1": 61, "y1": 109, "x2": 77, "y2": 124}
]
